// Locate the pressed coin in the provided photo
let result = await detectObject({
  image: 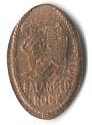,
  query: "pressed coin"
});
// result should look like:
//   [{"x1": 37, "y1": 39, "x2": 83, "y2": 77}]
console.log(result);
[{"x1": 7, "y1": 4, "x2": 84, "y2": 119}]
